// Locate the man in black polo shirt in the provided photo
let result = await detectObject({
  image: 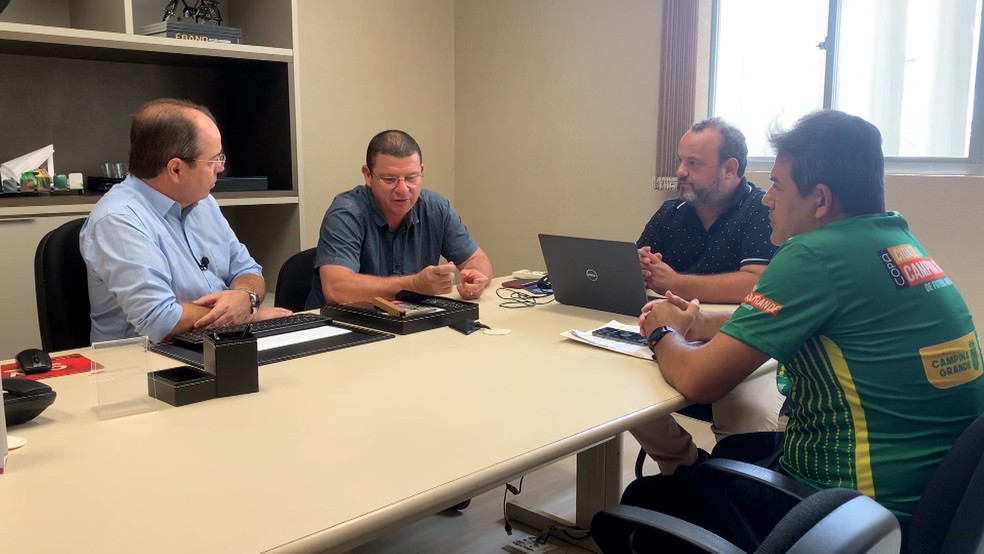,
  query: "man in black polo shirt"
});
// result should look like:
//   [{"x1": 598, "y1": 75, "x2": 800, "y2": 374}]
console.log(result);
[
  {"x1": 638, "y1": 117, "x2": 776, "y2": 303},
  {"x1": 632, "y1": 117, "x2": 782, "y2": 476}
]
